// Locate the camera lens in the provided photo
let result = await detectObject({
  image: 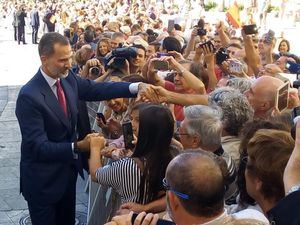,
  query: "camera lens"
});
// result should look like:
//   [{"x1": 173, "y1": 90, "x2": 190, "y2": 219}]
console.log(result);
[{"x1": 89, "y1": 67, "x2": 100, "y2": 76}]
